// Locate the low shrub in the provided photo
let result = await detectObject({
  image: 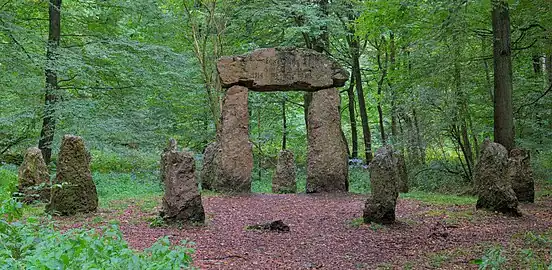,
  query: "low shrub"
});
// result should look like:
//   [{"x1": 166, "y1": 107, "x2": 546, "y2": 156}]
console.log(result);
[{"x1": 0, "y1": 198, "x2": 195, "y2": 269}]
